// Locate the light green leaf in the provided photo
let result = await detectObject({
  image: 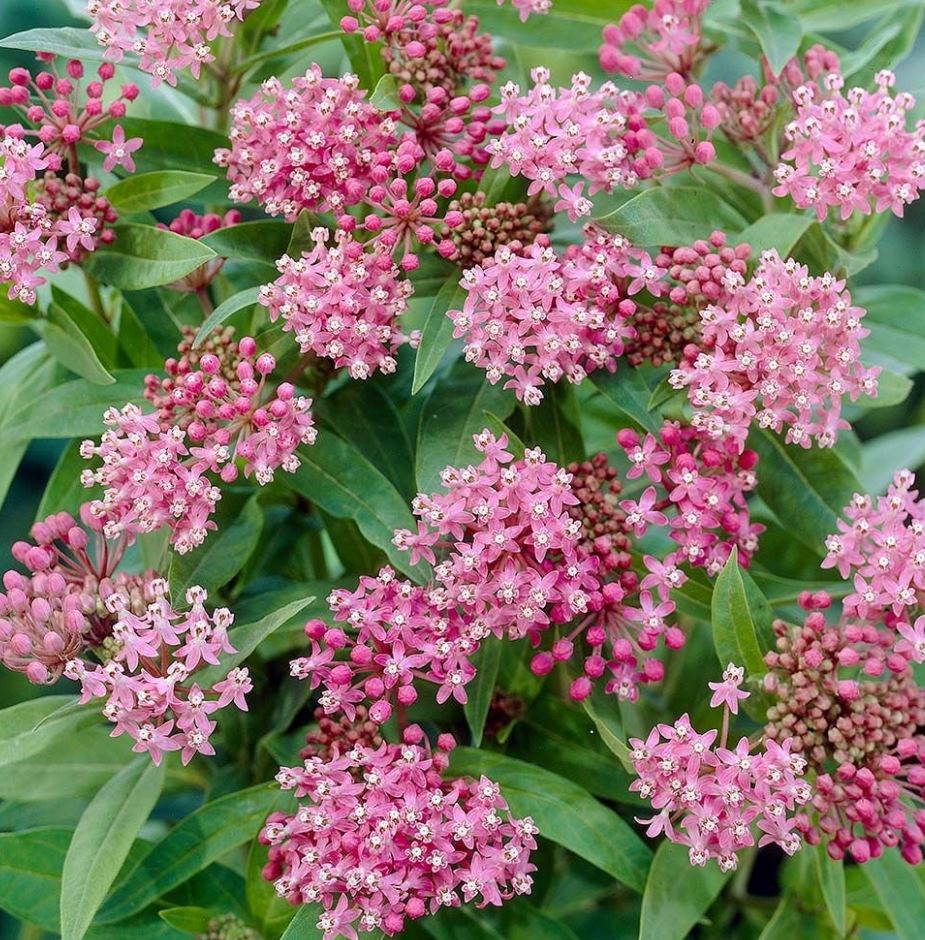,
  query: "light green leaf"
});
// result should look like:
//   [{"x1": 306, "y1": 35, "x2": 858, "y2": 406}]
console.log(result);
[
  {"x1": 861, "y1": 427, "x2": 925, "y2": 494},
  {"x1": 61, "y1": 759, "x2": 165, "y2": 940},
  {"x1": 117, "y1": 119, "x2": 228, "y2": 177},
  {"x1": 853, "y1": 284, "x2": 925, "y2": 374},
  {"x1": 199, "y1": 220, "x2": 293, "y2": 264},
  {"x1": 581, "y1": 687, "x2": 635, "y2": 775},
  {"x1": 105, "y1": 172, "x2": 217, "y2": 213},
  {"x1": 464, "y1": 640, "x2": 503, "y2": 748},
  {"x1": 192, "y1": 287, "x2": 261, "y2": 347},
  {"x1": 741, "y1": 0, "x2": 803, "y2": 74},
  {"x1": 449, "y1": 748, "x2": 652, "y2": 892},
  {"x1": 412, "y1": 279, "x2": 466, "y2": 394},
  {"x1": 711, "y1": 548, "x2": 774, "y2": 676},
  {"x1": 279, "y1": 904, "x2": 324, "y2": 940},
  {"x1": 157, "y1": 908, "x2": 213, "y2": 933},
  {"x1": 98, "y1": 784, "x2": 289, "y2": 923},
  {"x1": 0, "y1": 292, "x2": 39, "y2": 325},
  {"x1": 860, "y1": 368, "x2": 912, "y2": 408},
  {"x1": 750, "y1": 429, "x2": 862, "y2": 553},
  {"x1": 639, "y1": 841, "x2": 731, "y2": 940},
  {"x1": 0, "y1": 27, "x2": 106, "y2": 60},
  {"x1": 0, "y1": 827, "x2": 73, "y2": 932},
  {"x1": 813, "y1": 845, "x2": 846, "y2": 936},
  {"x1": 43, "y1": 303, "x2": 116, "y2": 385},
  {"x1": 84, "y1": 224, "x2": 216, "y2": 291},
  {"x1": 595, "y1": 187, "x2": 747, "y2": 246},
  {"x1": 735, "y1": 213, "x2": 813, "y2": 258},
  {"x1": 863, "y1": 850, "x2": 925, "y2": 940},
  {"x1": 0, "y1": 697, "x2": 95, "y2": 769},
  {"x1": 369, "y1": 73, "x2": 402, "y2": 109}
]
